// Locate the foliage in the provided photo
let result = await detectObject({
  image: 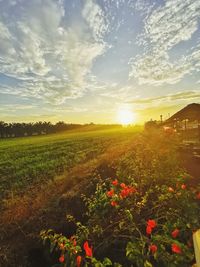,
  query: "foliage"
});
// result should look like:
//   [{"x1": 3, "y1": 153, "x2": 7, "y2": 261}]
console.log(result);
[
  {"x1": 40, "y1": 132, "x2": 200, "y2": 266},
  {"x1": 40, "y1": 229, "x2": 117, "y2": 267}
]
